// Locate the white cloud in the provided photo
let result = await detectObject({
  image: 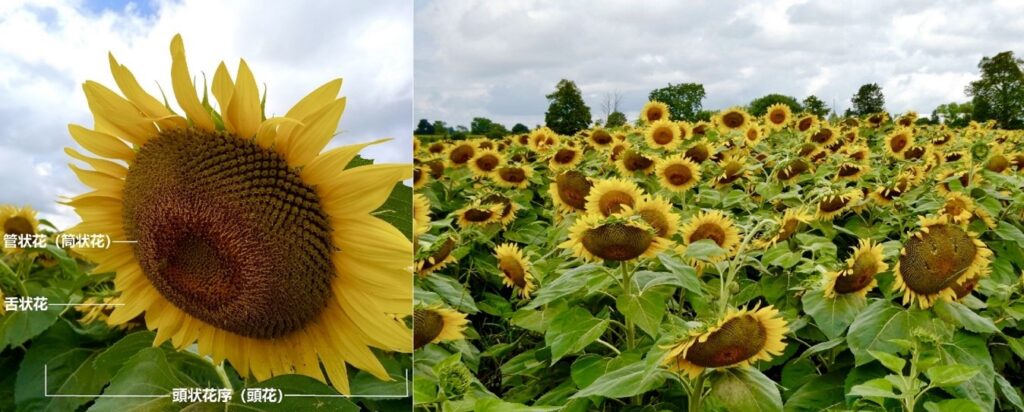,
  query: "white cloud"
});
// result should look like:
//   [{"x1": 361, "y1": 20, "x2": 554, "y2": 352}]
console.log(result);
[
  {"x1": 415, "y1": 0, "x2": 1024, "y2": 128},
  {"x1": 0, "y1": 0, "x2": 412, "y2": 228}
]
